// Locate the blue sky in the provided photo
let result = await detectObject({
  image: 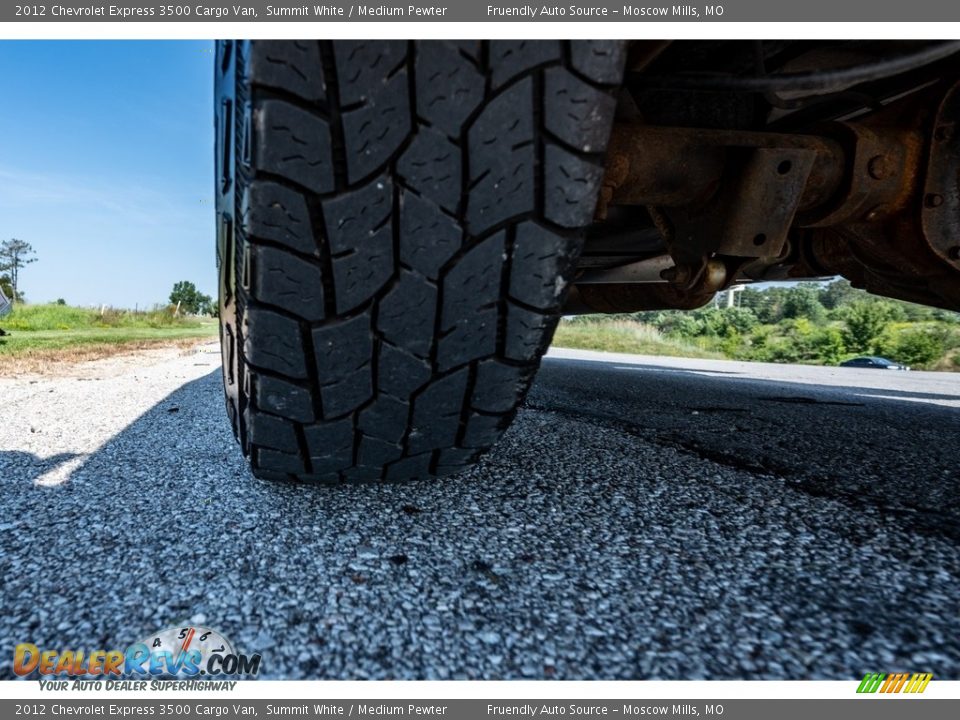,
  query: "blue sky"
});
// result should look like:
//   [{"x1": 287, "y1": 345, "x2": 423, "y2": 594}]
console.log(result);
[{"x1": 0, "y1": 41, "x2": 216, "y2": 308}]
